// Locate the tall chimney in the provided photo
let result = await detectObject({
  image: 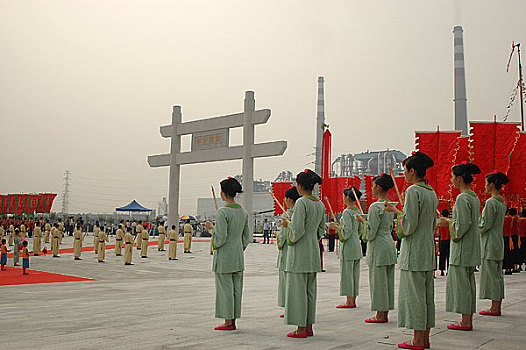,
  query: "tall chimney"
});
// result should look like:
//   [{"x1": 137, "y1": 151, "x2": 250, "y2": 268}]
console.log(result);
[
  {"x1": 315, "y1": 76, "x2": 325, "y2": 175},
  {"x1": 454, "y1": 26, "x2": 468, "y2": 135}
]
